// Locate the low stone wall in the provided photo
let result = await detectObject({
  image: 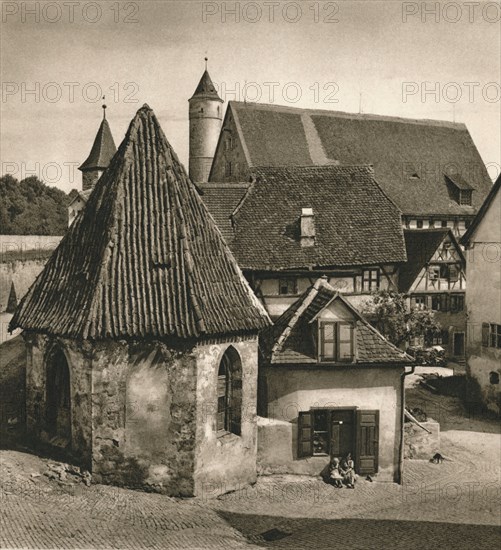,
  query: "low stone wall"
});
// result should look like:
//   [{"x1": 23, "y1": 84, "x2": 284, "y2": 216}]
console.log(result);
[{"x1": 404, "y1": 419, "x2": 440, "y2": 459}]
